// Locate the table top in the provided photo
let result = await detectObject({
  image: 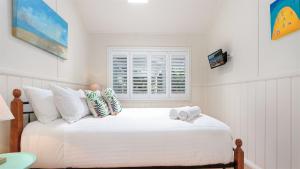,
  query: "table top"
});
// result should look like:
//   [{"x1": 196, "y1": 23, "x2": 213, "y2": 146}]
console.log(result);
[{"x1": 0, "y1": 152, "x2": 36, "y2": 169}]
